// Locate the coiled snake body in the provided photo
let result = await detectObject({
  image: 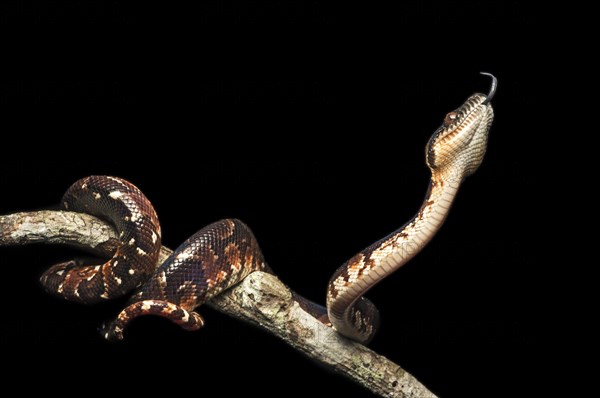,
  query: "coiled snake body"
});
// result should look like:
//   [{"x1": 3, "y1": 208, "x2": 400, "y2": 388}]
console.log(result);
[{"x1": 40, "y1": 75, "x2": 495, "y2": 343}]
